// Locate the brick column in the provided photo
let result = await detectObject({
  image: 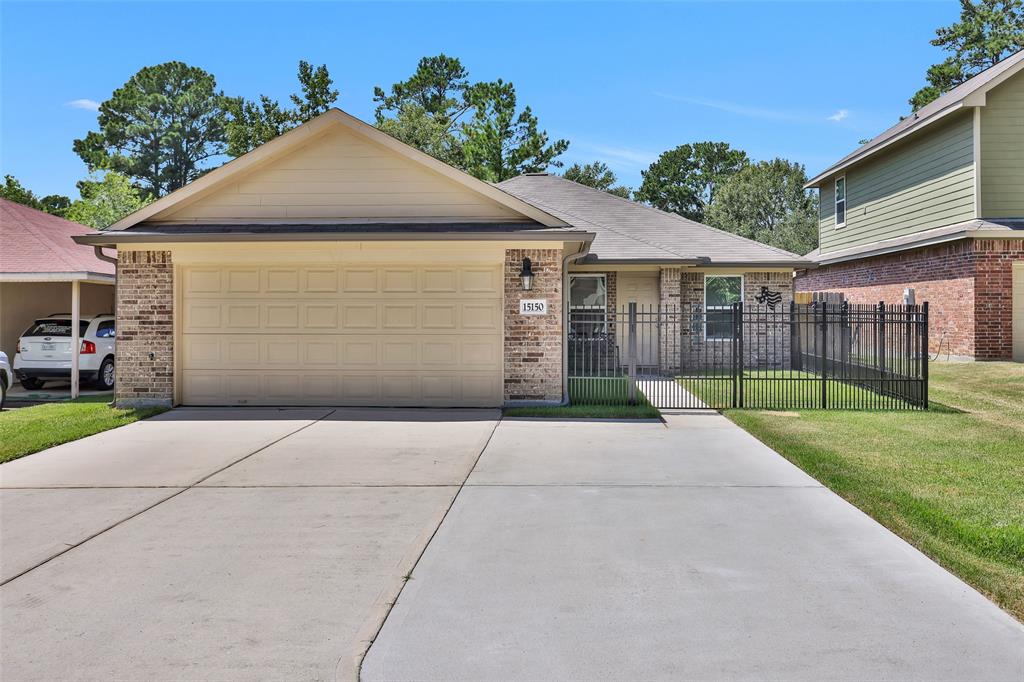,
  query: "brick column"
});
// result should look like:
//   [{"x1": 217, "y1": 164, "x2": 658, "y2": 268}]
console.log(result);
[
  {"x1": 744, "y1": 271, "x2": 794, "y2": 369},
  {"x1": 658, "y1": 268, "x2": 681, "y2": 371},
  {"x1": 116, "y1": 251, "x2": 174, "y2": 407},
  {"x1": 504, "y1": 249, "x2": 562, "y2": 403}
]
